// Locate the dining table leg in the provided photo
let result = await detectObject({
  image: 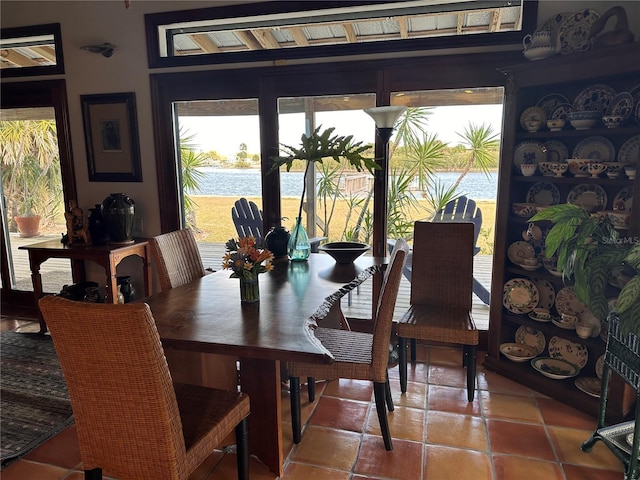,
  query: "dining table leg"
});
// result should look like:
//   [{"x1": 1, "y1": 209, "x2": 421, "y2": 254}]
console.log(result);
[{"x1": 239, "y1": 357, "x2": 284, "y2": 477}]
